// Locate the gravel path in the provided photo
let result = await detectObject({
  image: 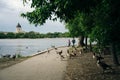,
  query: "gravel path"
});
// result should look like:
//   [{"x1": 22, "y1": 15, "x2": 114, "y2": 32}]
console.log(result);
[{"x1": 0, "y1": 47, "x2": 69, "y2": 80}]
